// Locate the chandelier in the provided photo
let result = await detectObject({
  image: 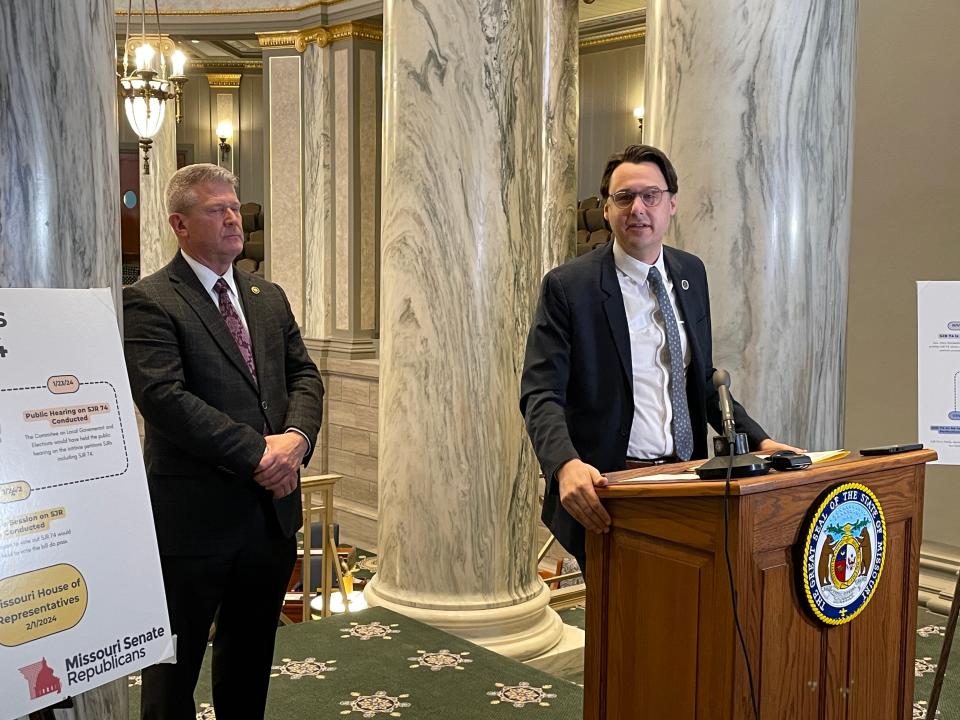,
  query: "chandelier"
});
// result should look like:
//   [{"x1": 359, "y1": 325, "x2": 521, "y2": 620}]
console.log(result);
[{"x1": 118, "y1": 1, "x2": 188, "y2": 174}]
